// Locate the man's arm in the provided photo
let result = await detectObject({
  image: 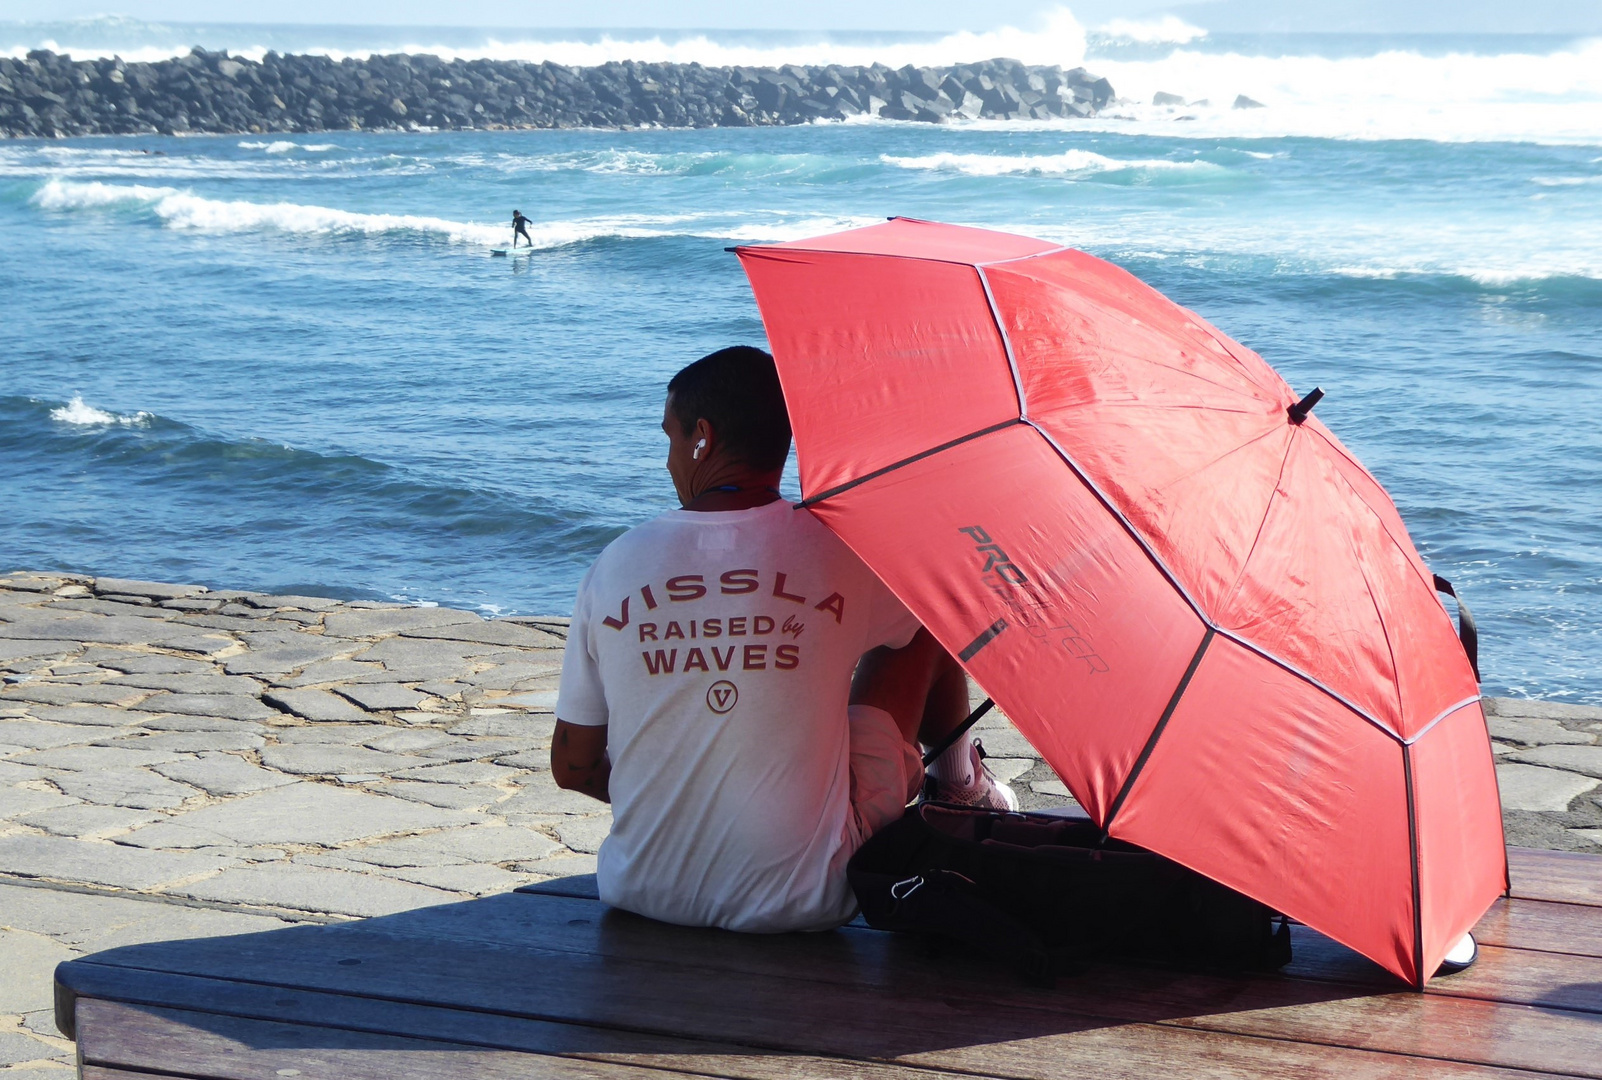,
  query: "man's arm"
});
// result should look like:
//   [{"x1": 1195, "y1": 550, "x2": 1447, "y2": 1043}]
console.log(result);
[{"x1": 552, "y1": 719, "x2": 611, "y2": 803}]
